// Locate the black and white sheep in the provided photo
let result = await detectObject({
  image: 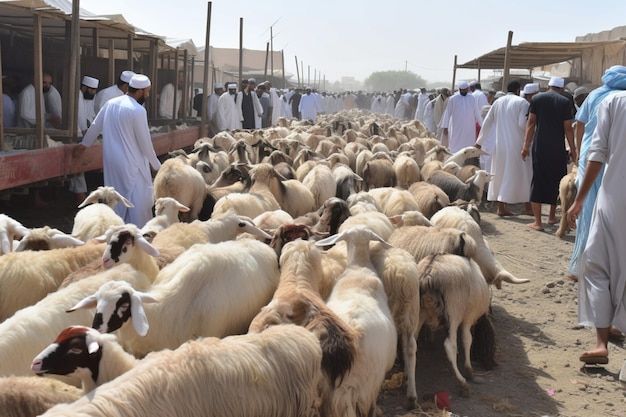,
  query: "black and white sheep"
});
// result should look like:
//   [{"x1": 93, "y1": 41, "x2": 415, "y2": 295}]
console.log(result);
[
  {"x1": 40, "y1": 325, "x2": 323, "y2": 417},
  {"x1": 427, "y1": 169, "x2": 492, "y2": 205}
]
